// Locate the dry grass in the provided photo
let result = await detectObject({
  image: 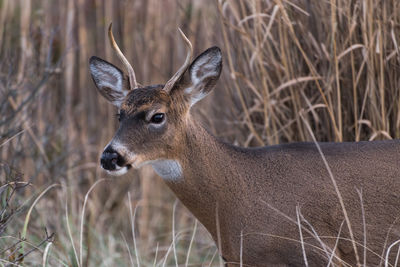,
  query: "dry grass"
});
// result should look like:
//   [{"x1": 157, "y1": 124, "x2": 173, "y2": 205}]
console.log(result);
[
  {"x1": 1, "y1": 0, "x2": 400, "y2": 266},
  {"x1": 214, "y1": 0, "x2": 400, "y2": 146}
]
